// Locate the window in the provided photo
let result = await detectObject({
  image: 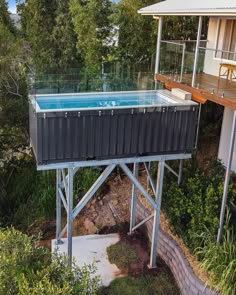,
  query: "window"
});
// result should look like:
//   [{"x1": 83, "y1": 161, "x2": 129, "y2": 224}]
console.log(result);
[{"x1": 216, "y1": 19, "x2": 236, "y2": 61}]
